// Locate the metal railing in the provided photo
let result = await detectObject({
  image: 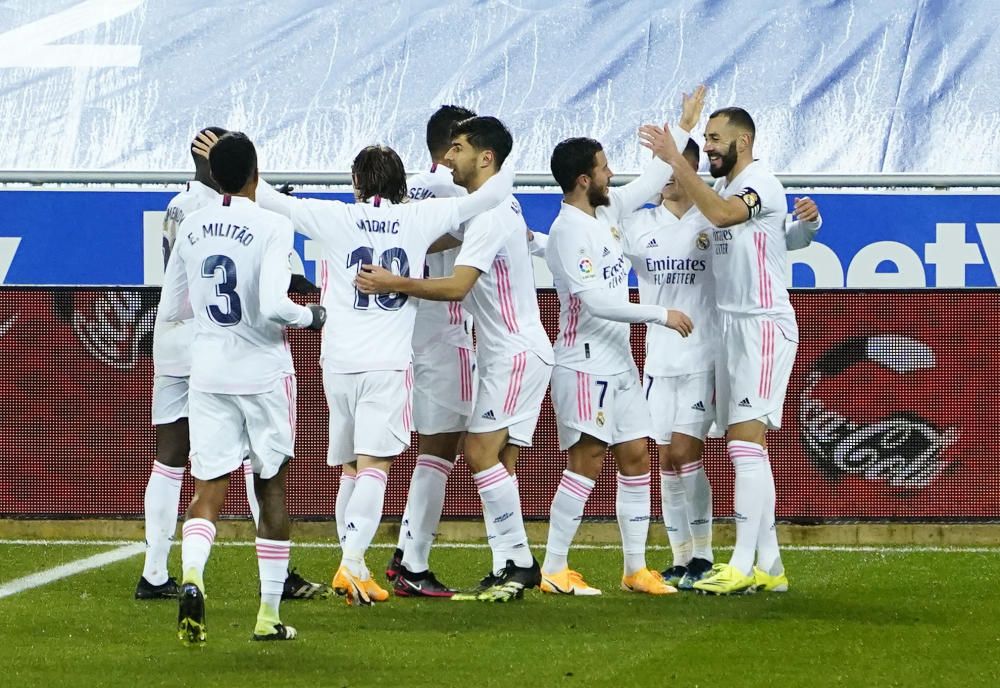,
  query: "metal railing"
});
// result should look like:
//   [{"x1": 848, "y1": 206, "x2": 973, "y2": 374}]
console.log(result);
[{"x1": 1, "y1": 170, "x2": 1000, "y2": 188}]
